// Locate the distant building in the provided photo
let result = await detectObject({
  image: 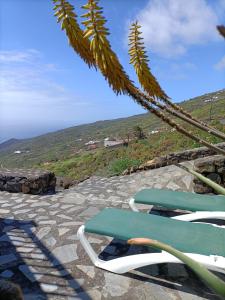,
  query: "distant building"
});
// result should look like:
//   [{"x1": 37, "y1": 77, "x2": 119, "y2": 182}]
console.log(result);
[
  {"x1": 85, "y1": 140, "x2": 101, "y2": 150},
  {"x1": 149, "y1": 130, "x2": 159, "y2": 135},
  {"x1": 104, "y1": 138, "x2": 124, "y2": 148},
  {"x1": 85, "y1": 140, "x2": 100, "y2": 146},
  {"x1": 14, "y1": 150, "x2": 22, "y2": 154}
]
